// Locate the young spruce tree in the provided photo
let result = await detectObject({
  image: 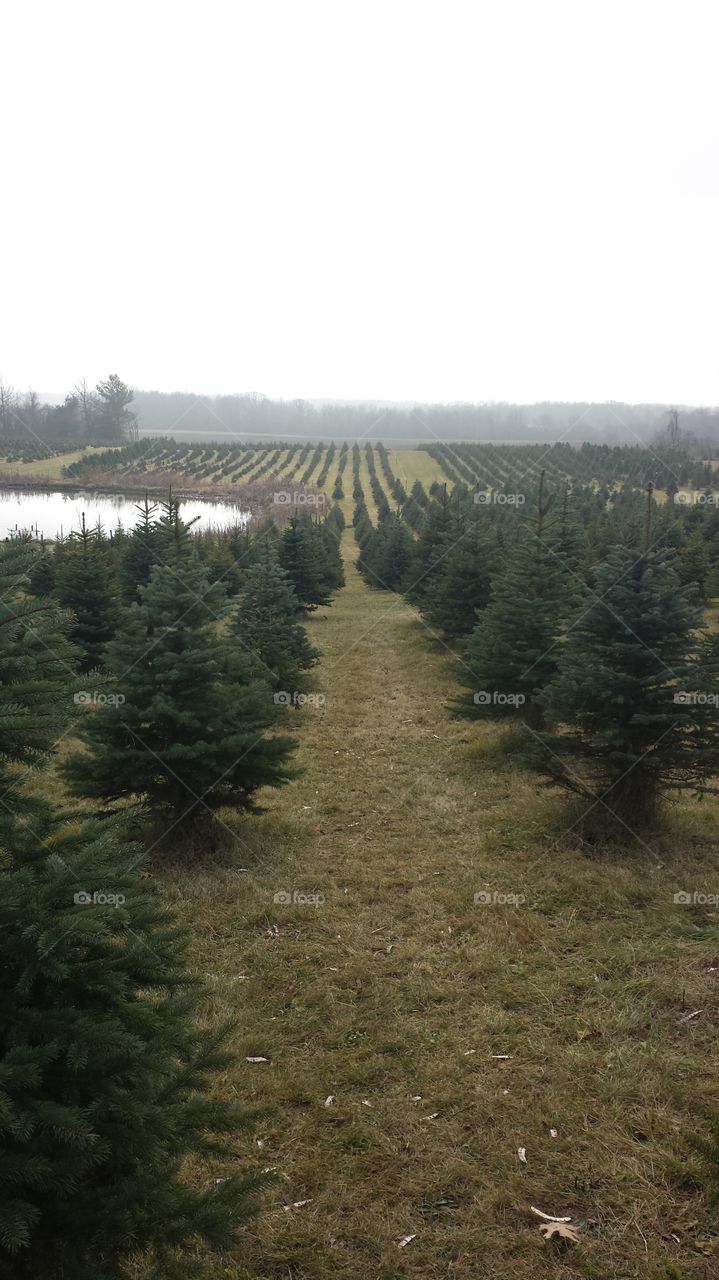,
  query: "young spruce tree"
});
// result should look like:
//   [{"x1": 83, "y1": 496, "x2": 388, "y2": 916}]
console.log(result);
[
  {"x1": 232, "y1": 546, "x2": 320, "y2": 693},
  {"x1": 537, "y1": 495, "x2": 719, "y2": 834},
  {"x1": 55, "y1": 516, "x2": 117, "y2": 672},
  {"x1": 360, "y1": 512, "x2": 415, "y2": 591},
  {"x1": 119, "y1": 494, "x2": 162, "y2": 601},
  {"x1": 279, "y1": 515, "x2": 335, "y2": 609},
  {"x1": 0, "y1": 541, "x2": 83, "y2": 801},
  {"x1": 455, "y1": 474, "x2": 574, "y2": 727},
  {"x1": 426, "y1": 512, "x2": 495, "y2": 638},
  {"x1": 63, "y1": 555, "x2": 296, "y2": 845},
  {"x1": 0, "y1": 804, "x2": 264, "y2": 1280}
]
